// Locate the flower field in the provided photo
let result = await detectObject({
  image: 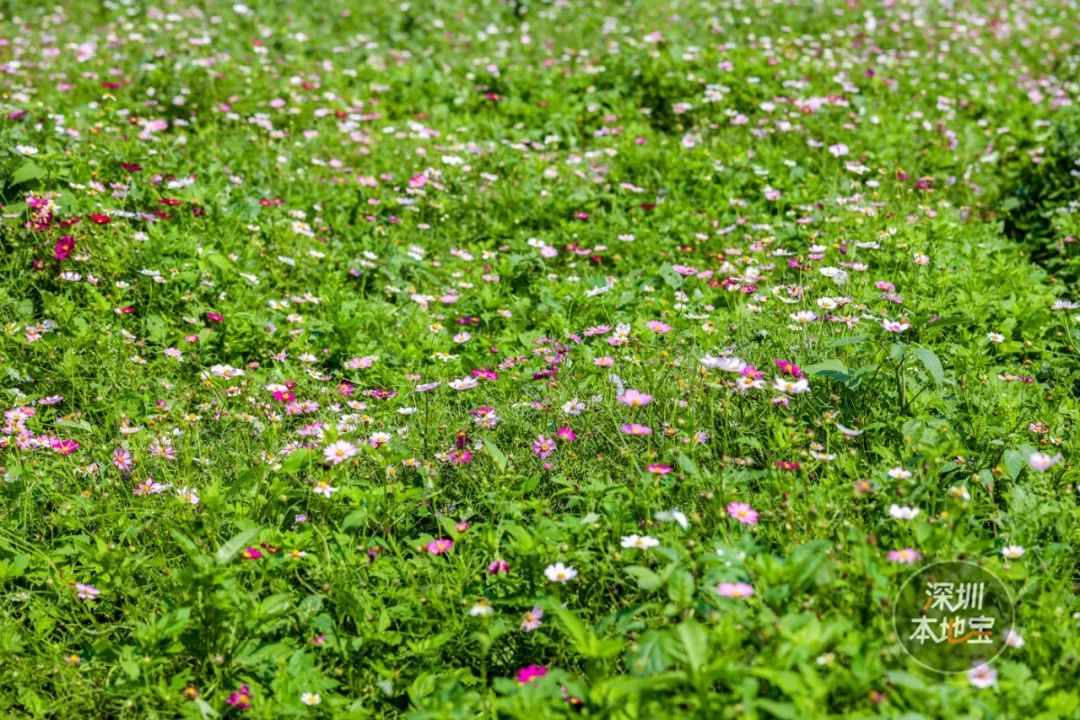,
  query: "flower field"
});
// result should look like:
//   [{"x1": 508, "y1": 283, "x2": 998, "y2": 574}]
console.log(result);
[{"x1": 1, "y1": 0, "x2": 1079, "y2": 717}]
